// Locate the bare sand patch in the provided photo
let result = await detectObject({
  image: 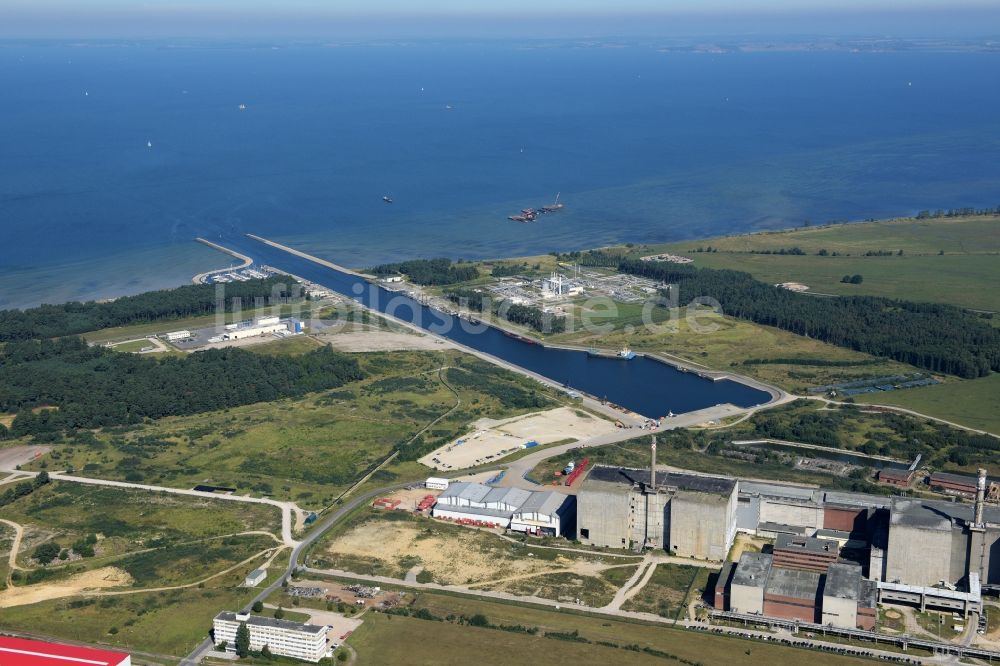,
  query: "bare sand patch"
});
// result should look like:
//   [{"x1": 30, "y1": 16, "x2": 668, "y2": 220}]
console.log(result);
[
  {"x1": 420, "y1": 407, "x2": 616, "y2": 470},
  {"x1": 315, "y1": 330, "x2": 448, "y2": 353},
  {"x1": 0, "y1": 446, "x2": 51, "y2": 472},
  {"x1": 325, "y1": 521, "x2": 570, "y2": 585},
  {"x1": 0, "y1": 566, "x2": 133, "y2": 608}
]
